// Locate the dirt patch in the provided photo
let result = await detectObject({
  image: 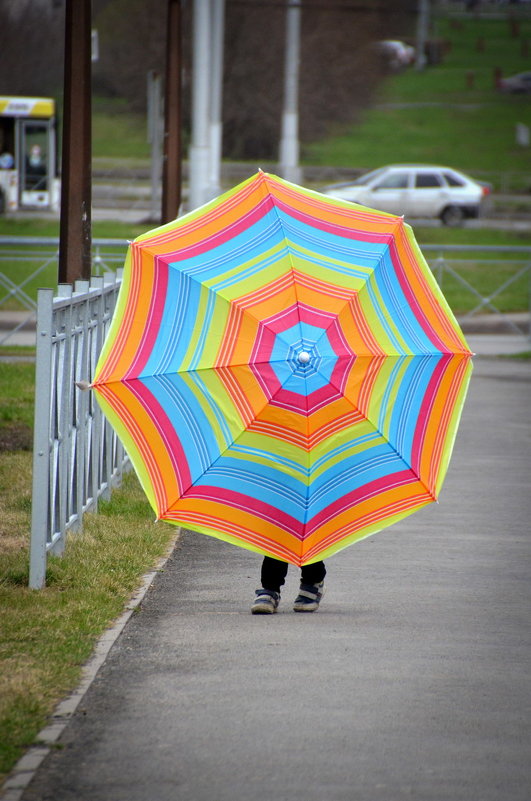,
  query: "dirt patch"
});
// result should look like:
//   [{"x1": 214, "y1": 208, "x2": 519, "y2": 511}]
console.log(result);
[{"x1": 0, "y1": 424, "x2": 33, "y2": 452}]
